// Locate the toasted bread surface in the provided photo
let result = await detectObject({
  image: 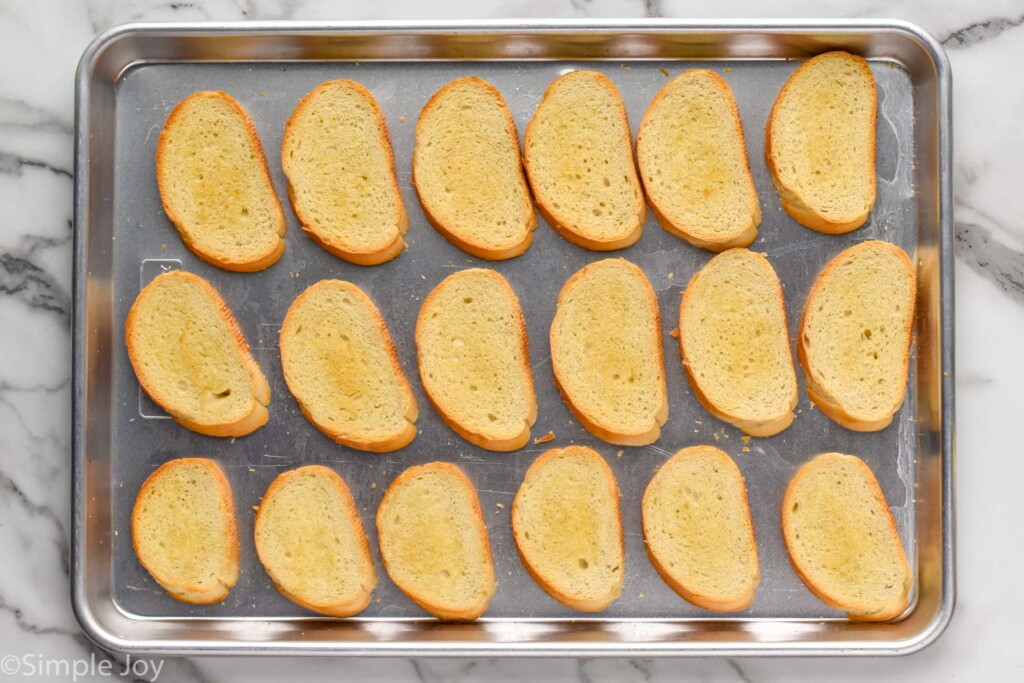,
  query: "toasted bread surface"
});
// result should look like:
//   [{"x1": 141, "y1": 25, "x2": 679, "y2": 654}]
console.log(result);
[
  {"x1": 798, "y1": 241, "x2": 916, "y2": 431},
  {"x1": 765, "y1": 52, "x2": 877, "y2": 233},
  {"x1": 642, "y1": 445, "x2": 760, "y2": 611},
  {"x1": 376, "y1": 462, "x2": 495, "y2": 620},
  {"x1": 125, "y1": 271, "x2": 270, "y2": 437},
  {"x1": 550, "y1": 258, "x2": 668, "y2": 445},
  {"x1": 254, "y1": 465, "x2": 376, "y2": 616},
  {"x1": 524, "y1": 70, "x2": 646, "y2": 250},
  {"x1": 132, "y1": 458, "x2": 239, "y2": 604},
  {"x1": 782, "y1": 453, "x2": 913, "y2": 621},
  {"x1": 637, "y1": 70, "x2": 760, "y2": 251},
  {"x1": 282, "y1": 80, "x2": 407, "y2": 265},
  {"x1": 416, "y1": 269, "x2": 537, "y2": 451},
  {"x1": 413, "y1": 77, "x2": 536, "y2": 259},
  {"x1": 279, "y1": 280, "x2": 417, "y2": 452},
  {"x1": 679, "y1": 249, "x2": 798, "y2": 436},
  {"x1": 512, "y1": 446, "x2": 624, "y2": 611},
  {"x1": 156, "y1": 91, "x2": 285, "y2": 272}
]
